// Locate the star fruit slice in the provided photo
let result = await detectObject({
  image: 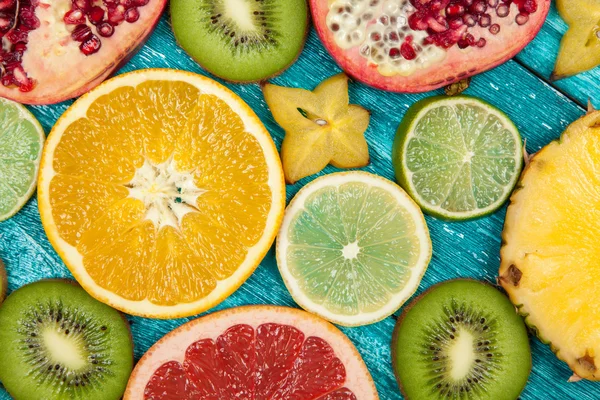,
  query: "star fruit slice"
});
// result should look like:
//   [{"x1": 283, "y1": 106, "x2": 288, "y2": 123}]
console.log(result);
[
  {"x1": 552, "y1": 0, "x2": 600, "y2": 80},
  {"x1": 263, "y1": 74, "x2": 370, "y2": 184}
]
